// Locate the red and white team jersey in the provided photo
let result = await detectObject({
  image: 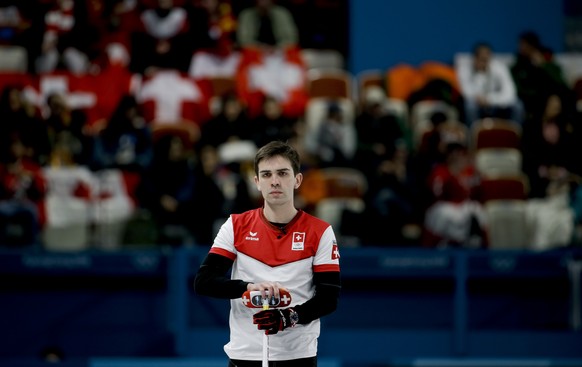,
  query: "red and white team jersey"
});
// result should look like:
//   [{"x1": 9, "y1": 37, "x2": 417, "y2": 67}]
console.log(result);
[{"x1": 209, "y1": 208, "x2": 340, "y2": 361}]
